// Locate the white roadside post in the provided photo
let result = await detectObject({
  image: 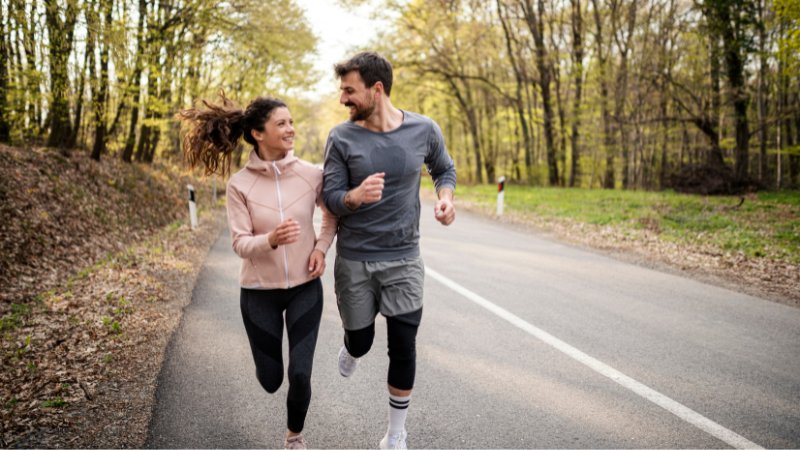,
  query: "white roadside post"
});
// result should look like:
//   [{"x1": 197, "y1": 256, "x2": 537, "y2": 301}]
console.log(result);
[
  {"x1": 212, "y1": 176, "x2": 217, "y2": 204},
  {"x1": 497, "y1": 176, "x2": 506, "y2": 216},
  {"x1": 187, "y1": 184, "x2": 198, "y2": 229}
]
